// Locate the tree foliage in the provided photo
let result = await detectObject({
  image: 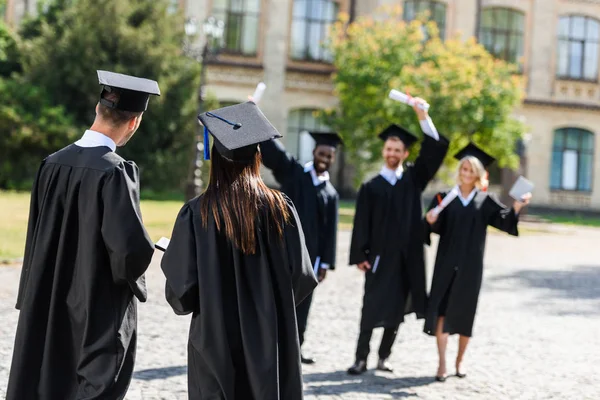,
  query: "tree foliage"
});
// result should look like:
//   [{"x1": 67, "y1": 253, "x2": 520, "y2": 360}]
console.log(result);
[
  {"x1": 321, "y1": 7, "x2": 526, "y2": 186},
  {"x1": 10, "y1": 0, "x2": 200, "y2": 191}
]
